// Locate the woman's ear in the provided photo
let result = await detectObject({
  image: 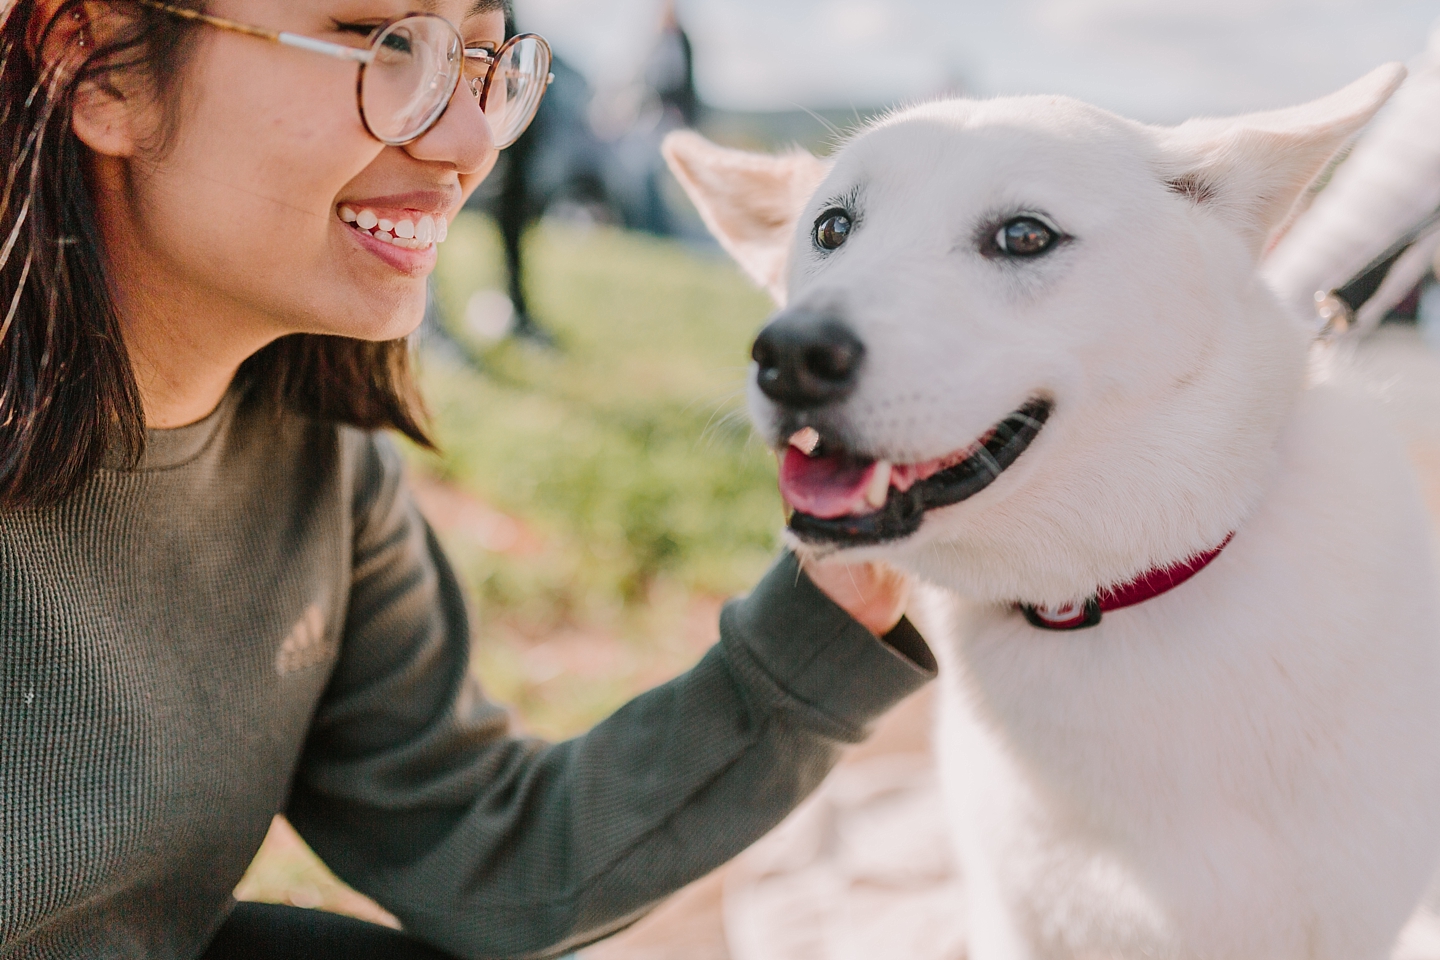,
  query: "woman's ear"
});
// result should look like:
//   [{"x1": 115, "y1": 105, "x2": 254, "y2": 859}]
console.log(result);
[
  {"x1": 26, "y1": 0, "x2": 80, "y2": 57},
  {"x1": 71, "y1": 74, "x2": 145, "y2": 158},
  {"x1": 30, "y1": 0, "x2": 144, "y2": 158}
]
